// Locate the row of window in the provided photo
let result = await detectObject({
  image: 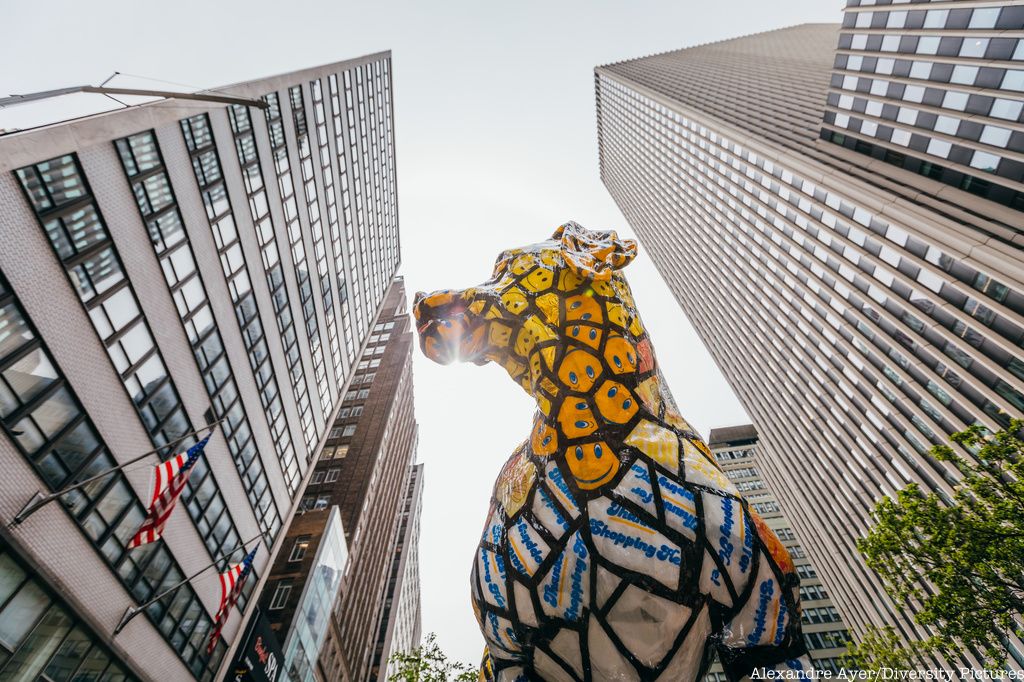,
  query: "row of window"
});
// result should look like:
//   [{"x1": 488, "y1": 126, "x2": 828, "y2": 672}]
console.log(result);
[
  {"x1": 306, "y1": 79, "x2": 349, "y2": 389},
  {"x1": 804, "y1": 629, "x2": 852, "y2": 651},
  {"x1": 800, "y1": 584, "x2": 831, "y2": 602},
  {"x1": 840, "y1": 31, "x2": 1024, "y2": 66},
  {"x1": 775, "y1": 527, "x2": 796, "y2": 541},
  {"x1": 843, "y1": 5, "x2": 1024, "y2": 32},
  {"x1": 115, "y1": 130, "x2": 280, "y2": 541},
  {"x1": 752, "y1": 501, "x2": 781, "y2": 515},
  {"x1": 340, "y1": 69, "x2": 369, "y2": 340},
  {"x1": 228, "y1": 103, "x2": 319, "y2": 458},
  {"x1": 181, "y1": 113, "x2": 302, "y2": 496},
  {"x1": 285, "y1": 86, "x2": 333, "y2": 424},
  {"x1": 734, "y1": 479, "x2": 765, "y2": 492},
  {"x1": 836, "y1": 53, "x2": 1024, "y2": 121},
  {"x1": 0, "y1": 275, "x2": 227, "y2": 679},
  {"x1": 311, "y1": 468, "x2": 341, "y2": 485},
  {"x1": 826, "y1": 80, "x2": 1024, "y2": 183},
  {"x1": 724, "y1": 466, "x2": 759, "y2": 480},
  {"x1": 298, "y1": 494, "x2": 332, "y2": 512},
  {"x1": 327, "y1": 74, "x2": 363, "y2": 346},
  {"x1": 803, "y1": 606, "x2": 843, "y2": 624},
  {"x1": 711, "y1": 446, "x2": 753, "y2": 461}
]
